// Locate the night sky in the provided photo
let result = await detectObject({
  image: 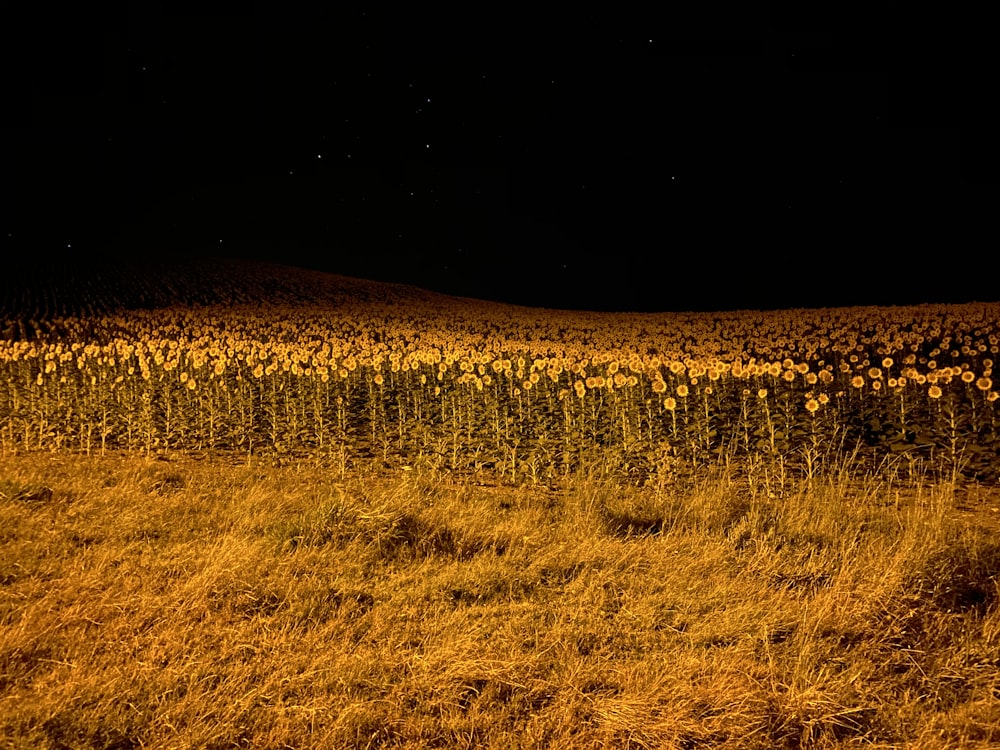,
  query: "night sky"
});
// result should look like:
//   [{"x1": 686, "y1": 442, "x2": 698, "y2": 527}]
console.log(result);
[{"x1": 5, "y1": 5, "x2": 997, "y2": 312}]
